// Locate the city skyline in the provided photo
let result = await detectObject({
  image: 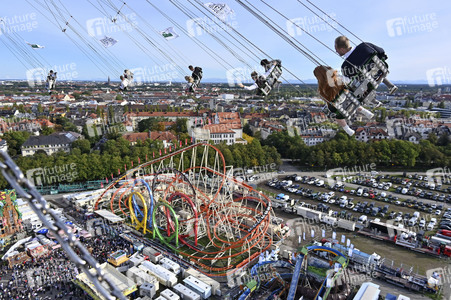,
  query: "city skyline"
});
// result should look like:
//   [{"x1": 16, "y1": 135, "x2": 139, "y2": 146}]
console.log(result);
[{"x1": 1, "y1": 0, "x2": 450, "y2": 84}]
